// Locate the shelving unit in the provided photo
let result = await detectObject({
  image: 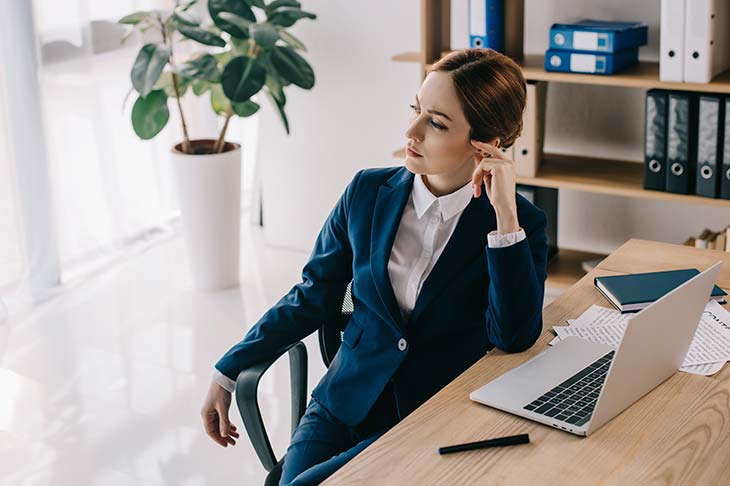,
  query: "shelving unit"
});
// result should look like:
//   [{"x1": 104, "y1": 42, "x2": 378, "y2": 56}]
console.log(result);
[{"x1": 393, "y1": 0, "x2": 730, "y2": 289}]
